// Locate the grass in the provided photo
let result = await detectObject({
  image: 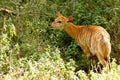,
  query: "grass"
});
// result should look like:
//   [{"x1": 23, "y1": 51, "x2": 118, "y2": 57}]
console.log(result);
[{"x1": 0, "y1": 44, "x2": 120, "y2": 80}]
